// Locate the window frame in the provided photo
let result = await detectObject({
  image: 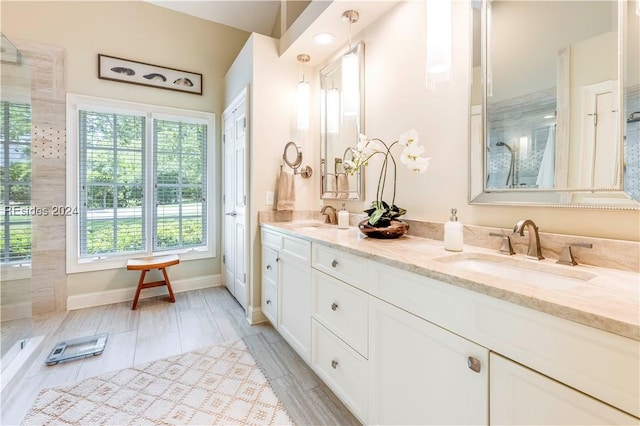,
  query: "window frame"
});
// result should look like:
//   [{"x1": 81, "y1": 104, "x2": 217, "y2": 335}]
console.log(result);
[{"x1": 66, "y1": 94, "x2": 215, "y2": 273}]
